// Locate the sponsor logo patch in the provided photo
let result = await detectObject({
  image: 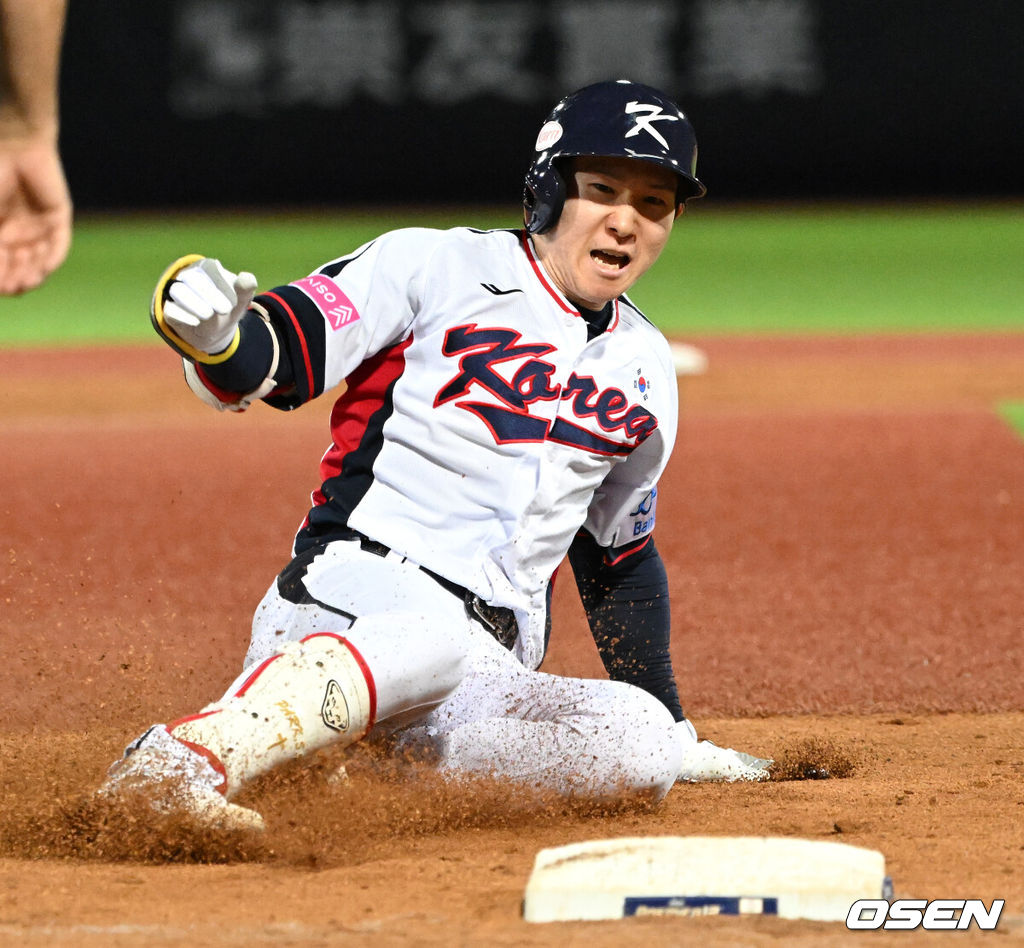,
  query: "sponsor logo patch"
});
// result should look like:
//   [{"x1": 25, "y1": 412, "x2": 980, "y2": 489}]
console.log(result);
[
  {"x1": 321, "y1": 679, "x2": 352, "y2": 731},
  {"x1": 295, "y1": 274, "x2": 361, "y2": 331},
  {"x1": 630, "y1": 487, "x2": 657, "y2": 536},
  {"x1": 481, "y1": 282, "x2": 523, "y2": 296},
  {"x1": 535, "y1": 121, "x2": 563, "y2": 151}
]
